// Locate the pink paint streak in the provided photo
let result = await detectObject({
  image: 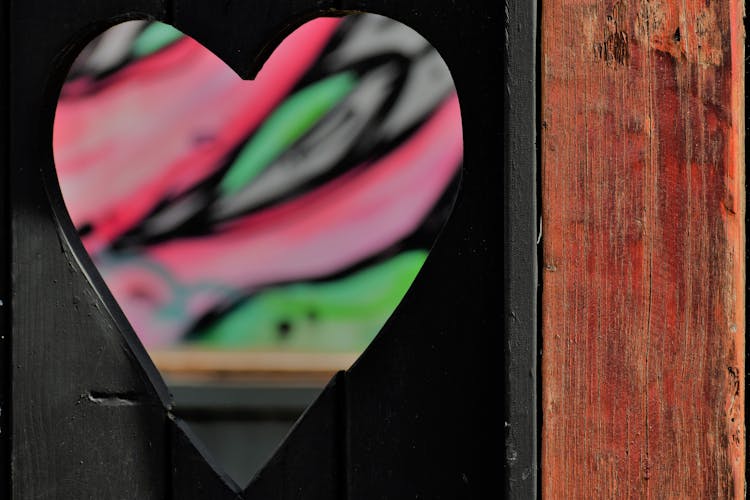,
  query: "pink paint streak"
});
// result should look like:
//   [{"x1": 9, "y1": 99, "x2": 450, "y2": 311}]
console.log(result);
[
  {"x1": 54, "y1": 18, "x2": 341, "y2": 252},
  {"x1": 147, "y1": 94, "x2": 463, "y2": 290}
]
